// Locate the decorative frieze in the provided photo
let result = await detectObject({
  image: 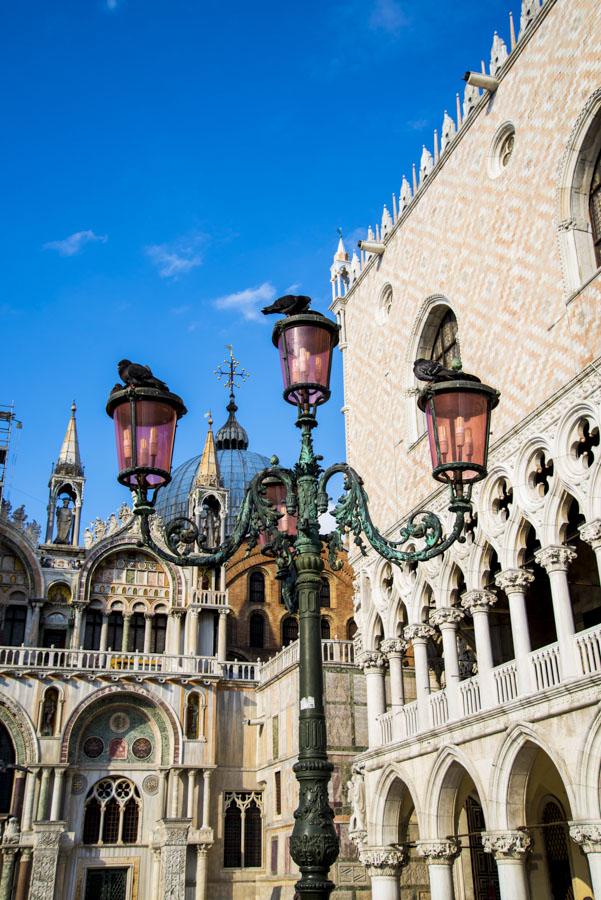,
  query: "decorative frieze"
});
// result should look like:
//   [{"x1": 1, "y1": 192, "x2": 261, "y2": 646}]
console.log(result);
[
  {"x1": 482, "y1": 829, "x2": 532, "y2": 859},
  {"x1": 359, "y1": 846, "x2": 408, "y2": 876},
  {"x1": 417, "y1": 838, "x2": 461, "y2": 863},
  {"x1": 429, "y1": 607, "x2": 464, "y2": 628},
  {"x1": 495, "y1": 569, "x2": 534, "y2": 594},
  {"x1": 569, "y1": 822, "x2": 601, "y2": 853},
  {"x1": 461, "y1": 590, "x2": 497, "y2": 615},
  {"x1": 534, "y1": 545, "x2": 577, "y2": 573}
]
